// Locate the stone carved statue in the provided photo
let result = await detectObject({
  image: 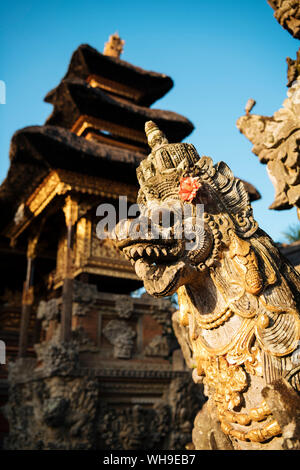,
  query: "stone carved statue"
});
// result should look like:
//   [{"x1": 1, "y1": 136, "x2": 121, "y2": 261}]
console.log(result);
[
  {"x1": 113, "y1": 121, "x2": 300, "y2": 450},
  {"x1": 103, "y1": 32, "x2": 125, "y2": 58}
]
